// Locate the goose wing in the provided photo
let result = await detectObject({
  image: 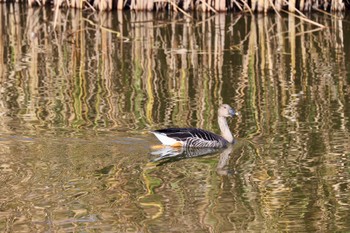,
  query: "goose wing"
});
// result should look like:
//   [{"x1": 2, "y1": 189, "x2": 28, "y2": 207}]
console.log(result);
[{"x1": 151, "y1": 128, "x2": 228, "y2": 148}]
